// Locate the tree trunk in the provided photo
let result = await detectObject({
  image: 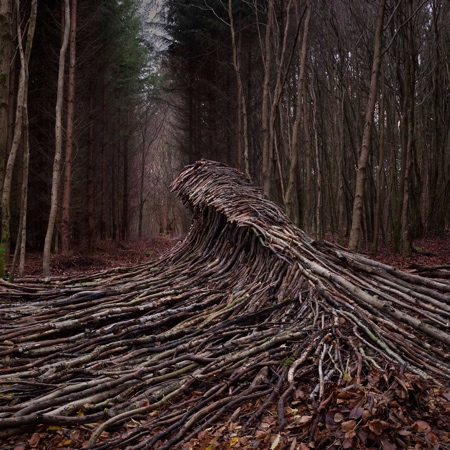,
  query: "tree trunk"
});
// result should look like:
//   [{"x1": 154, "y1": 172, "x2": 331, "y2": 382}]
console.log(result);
[
  {"x1": 348, "y1": 0, "x2": 386, "y2": 251},
  {"x1": 0, "y1": 0, "x2": 12, "y2": 198},
  {"x1": 1, "y1": 0, "x2": 36, "y2": 278},
  {"x1": 400, "y1": 14, "x2": 416, "y2": 257},
  {"x1": 42, "y1": 0, "x2": 70, "y2": 276},
  {"x1": 284, "y1": 0, "x2": 311, "y2": 226},
  {"x1": 61, "y1": 0, "x2": 77, "y2": 254},
  {"x1": 372, "y1": 63, "x2": 386, "y2": 252},
  {"x1": 86, "y1": 94, "x2": 95, "y2": 251},
  {"x1": 261, "y1": 0, "x2": 274, "y2": 196},
  {"x1": 228, "y1": 0, "x2": 250, "y2": 177},
  {"x1": 9, "y1": 0, "x2": 37, "y2": 280}
]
